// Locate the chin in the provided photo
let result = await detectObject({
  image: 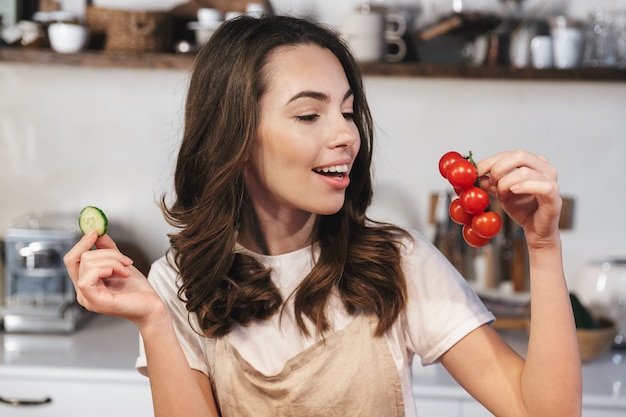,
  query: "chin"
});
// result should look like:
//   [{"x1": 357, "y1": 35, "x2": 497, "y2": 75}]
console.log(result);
[
  {"x1": 316, "y1": 203, "x2": 345, "y2": 216},
  {"x1": 308, "y1": 193, "x2": 346, "y2": 216}
]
